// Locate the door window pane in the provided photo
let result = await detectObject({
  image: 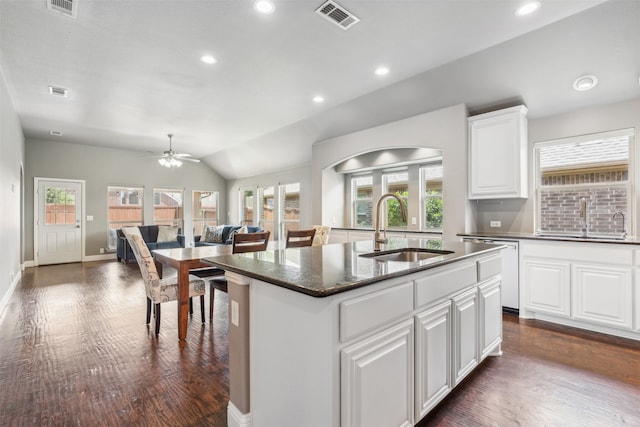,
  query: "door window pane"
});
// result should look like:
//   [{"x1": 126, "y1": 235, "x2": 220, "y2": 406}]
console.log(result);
[{"x1": 45, "y1": 186, "x2": 76, "y2": 225}]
